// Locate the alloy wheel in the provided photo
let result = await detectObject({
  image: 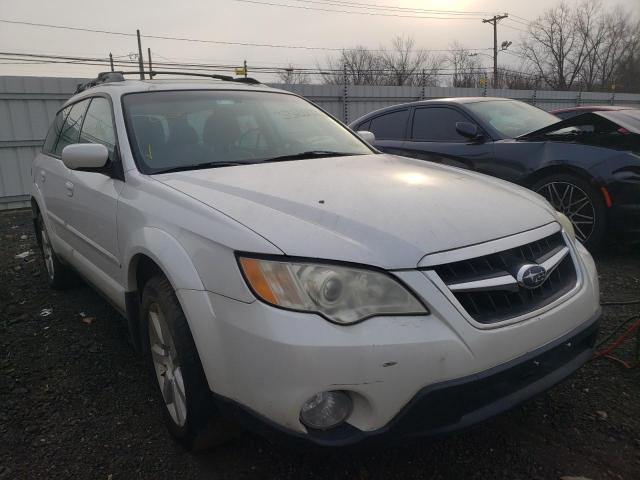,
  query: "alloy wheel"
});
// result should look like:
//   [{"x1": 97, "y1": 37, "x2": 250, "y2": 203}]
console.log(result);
[
  {"x1": 536, "y1": 181, "x2": 595, "y2": 243},
  {"x1": 148, "y1": 303, "x2": 188, "y2": 427}
]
